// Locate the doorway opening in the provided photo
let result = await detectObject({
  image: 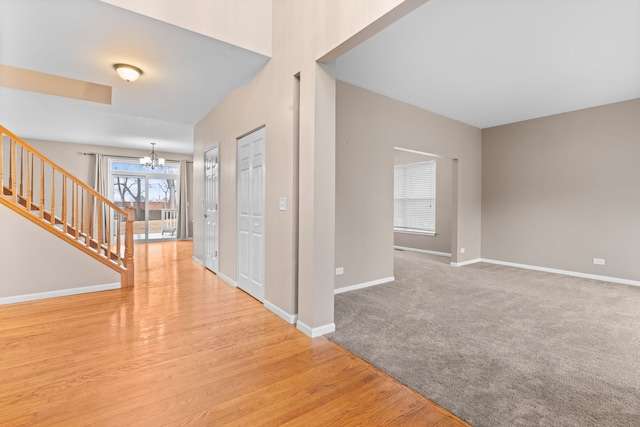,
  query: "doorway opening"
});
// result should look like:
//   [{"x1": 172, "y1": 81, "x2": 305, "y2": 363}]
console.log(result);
[{"x1": 393, "y1": 147, "x2": 457, "y2": 259}]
